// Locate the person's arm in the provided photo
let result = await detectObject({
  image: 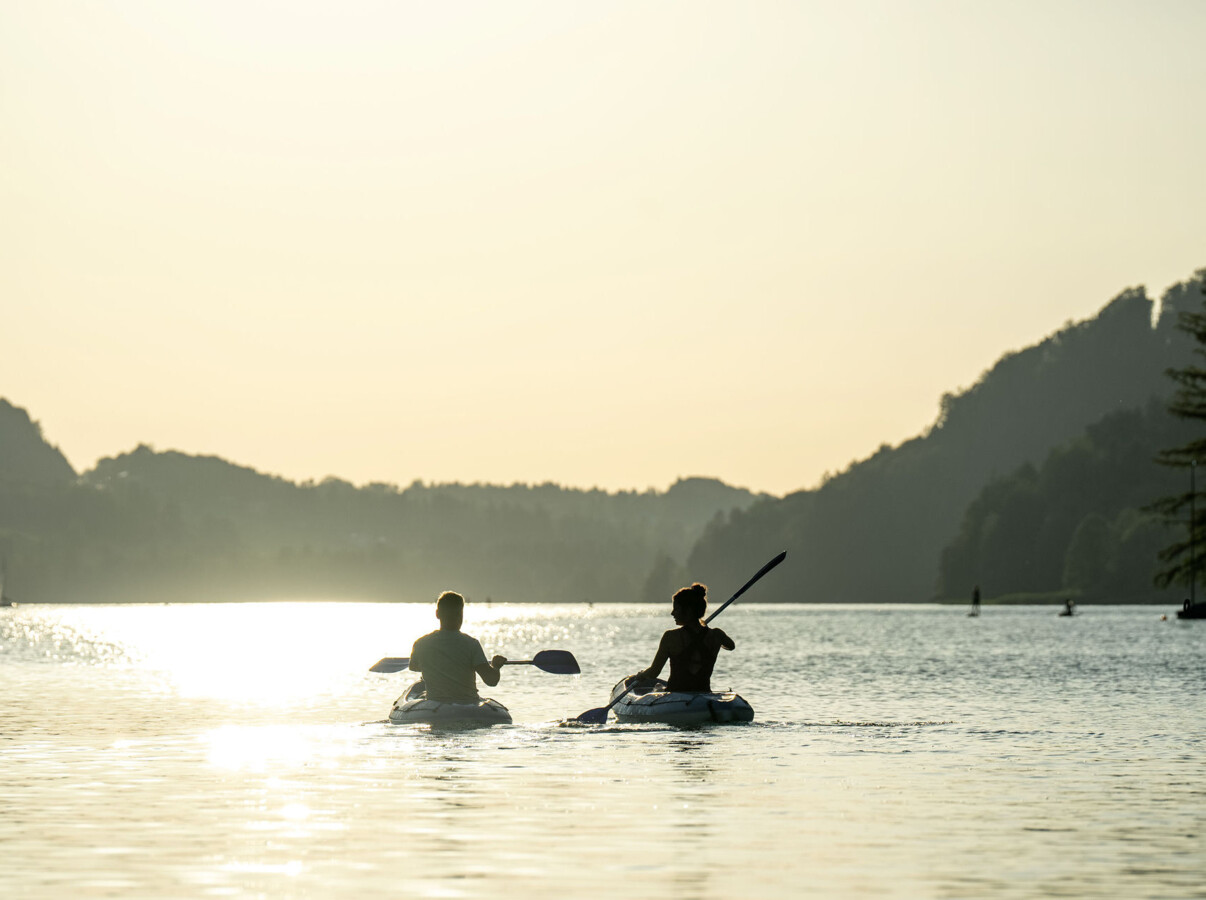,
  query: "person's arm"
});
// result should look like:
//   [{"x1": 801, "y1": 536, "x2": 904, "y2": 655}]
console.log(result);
[
  {"x1": 475, "y1": 655, "x2": 506, "y2": 687},
  {"x1": 714, "y1": 628, "x2": 735, "y2": 651},
  {"x1": 408, "y1": 642, "x2": 423, "y2": 673},
  {"x1": 639, "y1": 633, "x2": 673, "y2": 680}
]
